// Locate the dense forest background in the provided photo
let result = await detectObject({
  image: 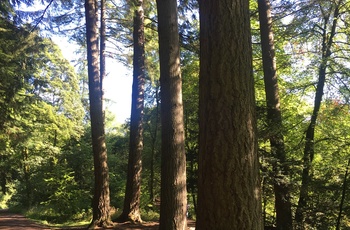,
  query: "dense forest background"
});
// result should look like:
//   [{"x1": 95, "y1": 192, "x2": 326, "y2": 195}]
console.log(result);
[{"x1": 1, "y1": 0, "x2": 350, "y2": 229}]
